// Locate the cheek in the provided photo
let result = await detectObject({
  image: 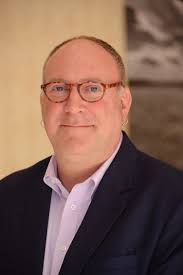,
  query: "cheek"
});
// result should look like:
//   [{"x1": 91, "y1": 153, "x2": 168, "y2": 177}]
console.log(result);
[
  {"x1": 41, "y1": 102, "x2": 62, "y2": 130},
  {"x1": 95, "y1": 100, "x2": 123, "y2": 129}
]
